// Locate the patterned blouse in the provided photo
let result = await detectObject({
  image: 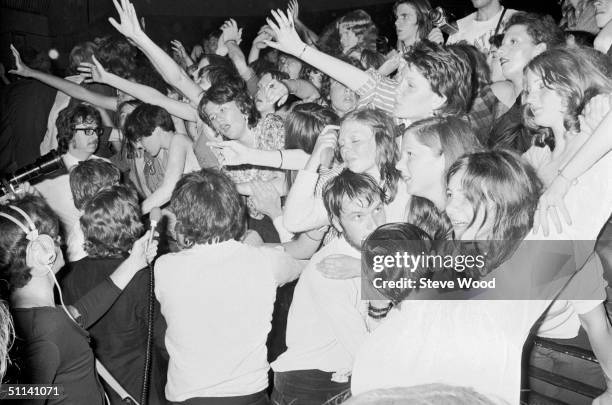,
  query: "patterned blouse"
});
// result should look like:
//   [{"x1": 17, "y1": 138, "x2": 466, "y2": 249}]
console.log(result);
[{"x1": 225, "y1": 113, "x2": 285, "y2": 219}]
